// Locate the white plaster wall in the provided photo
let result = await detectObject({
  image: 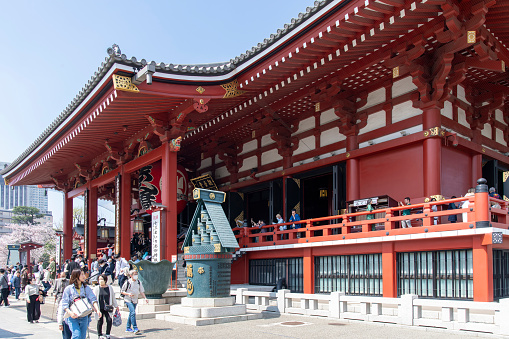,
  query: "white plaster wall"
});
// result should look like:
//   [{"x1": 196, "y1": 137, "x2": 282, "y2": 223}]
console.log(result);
[
  {"x1": 215, "y1": 154, "x2": 221, "y2": 165},
  {"x1": 359, "y1": 125, "x2": 423, "y2": 149},
  {"x1": 261, "y1": 134, "x2": 274, "y2": 147},
  {"x1": 457, "y1": 108, "x2": 469, "y2": 128},
  {"x1": 482, "y1": 123, "x2": 492, "y2": 139},
  {"x1": 321, "y1": 128, "x2": 345, "y2": 147},
  {"x1": 215, "y1": 166, "x2": 229, "y2": 179},
  {"x1": 239, "y1": 139, "x2": 257, "y2": 155},
  {"x1": 320, "y1": 108, "x2": 337, "y2": 125},
  {"x1": 294, "y1": 116, "x2": 315, "y2": 134},
  {"x1": 441, "y1": 101, "x2": 453, "y2": 119},
  {"x1": 293, "y1": 136, "x2": 315, "y2": 156},
  {"x1": 239, "y1": 155, "x2": 257, "y2": 172},
  {"x1": 359, "y1": 111, "x2": 385, "y2": 135},
  {"x1": 198, "y1": 157, "x2": 212, "y2": 171},
  {"x1": 496, "y1": 109, "x2": 507, "y2": 126},
  {"x1": 392, "y1": 77, "x2": 417, "y2": 98},
  {"x1": 496, "y1": 128, "x2": 507, "y2": 146},
  {"x1": 365, "y1": 87, "x2": 385, "y2": 109},
  {"x1": 457, "y1": 85, "x2": 466, "y2": 102},
  {"x1": 261, "y1": 148, "x2": 282, "y2": 166},
  {"x1": 392, "y1": 101, "x2": 421, "y2": 123}
]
